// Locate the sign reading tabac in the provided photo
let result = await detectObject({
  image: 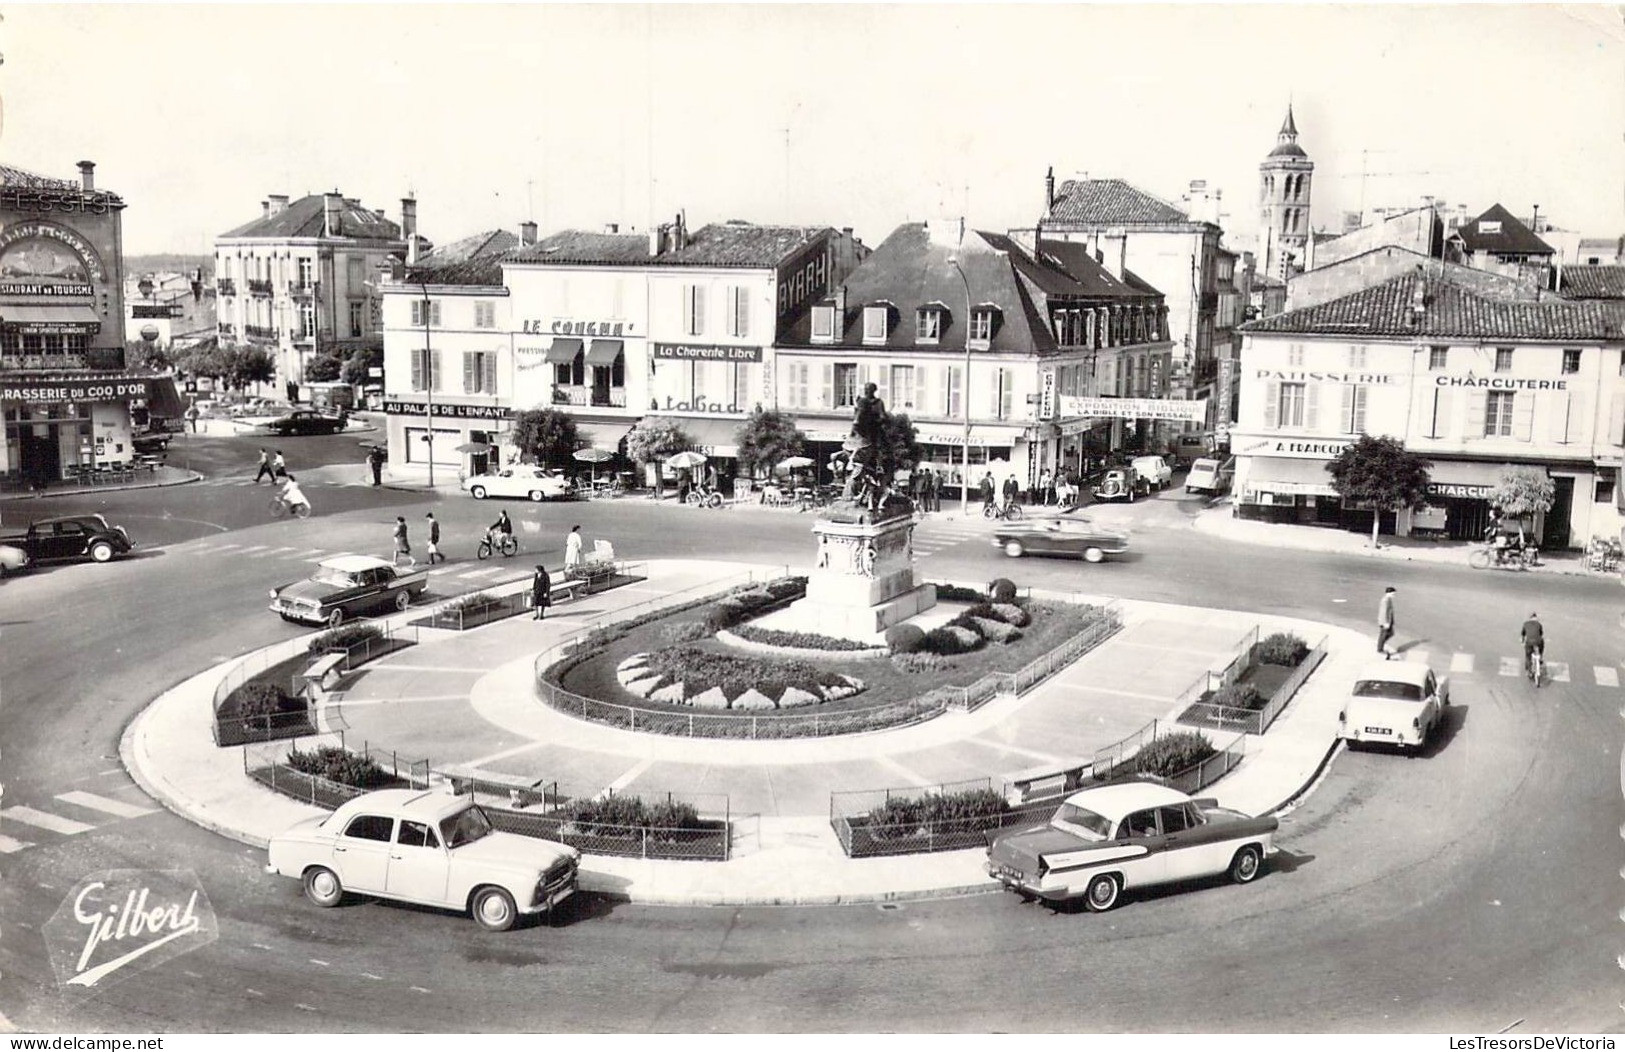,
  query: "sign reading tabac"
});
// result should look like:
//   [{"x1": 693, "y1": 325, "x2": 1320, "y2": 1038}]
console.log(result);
[{"x1": 1058, "y1": 396, "x2": 1207, "y2": 422}]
